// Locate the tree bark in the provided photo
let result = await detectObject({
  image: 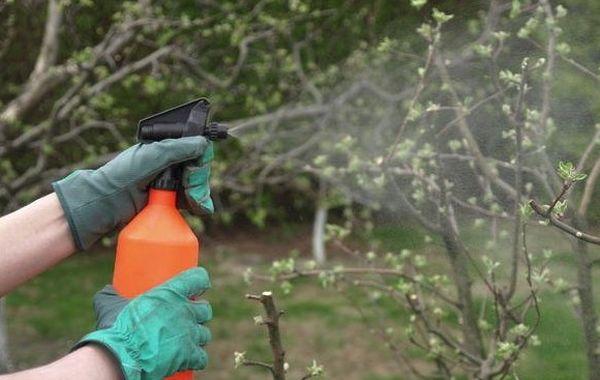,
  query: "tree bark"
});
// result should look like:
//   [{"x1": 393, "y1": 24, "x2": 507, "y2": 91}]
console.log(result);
[
  {"x1": 312, "y1": 205, "x2": 327, "y2": 265},
  {"x1": 441, "y1": 231, "x2": 484, "y2": 358},
  {"x1": 312, "y1": 180, "x2": 327, "y2": 265},
  {"x1": 572, "y1": 216, "x2": 600, "y2": 380},
  {"x1": 246, "y1": 292, "x2": 286, "y2": 380},
  {"x1": 0, "y1": 0, "x2": 64, "y2": 127}
]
